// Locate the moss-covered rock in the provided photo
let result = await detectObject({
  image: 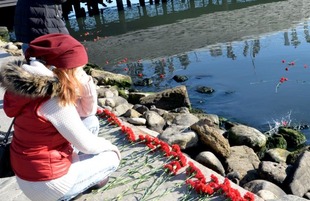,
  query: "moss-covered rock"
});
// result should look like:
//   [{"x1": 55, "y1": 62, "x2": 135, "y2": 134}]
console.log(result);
[
  {"x1": 278, "y1": 127, "x2": 306, "y2": 149},
  {"x1": 84, "y1": 63, "x2": 102, "y2": 73},
  {"x1": 266, "y1": 133, "x2": 287, "y2": 149},
  {"x1": 0, "y1": 26, "x2": 9, "y2": 42},
  {"x1": 286, "y1": 146, "x2": 310, "y2": 164},
  {"x1": 90, "y1": 68, "x2": 132, "y2": 88},
  {"x1": 118, "y1": 88, "x2": 129, "y2": 99}
]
